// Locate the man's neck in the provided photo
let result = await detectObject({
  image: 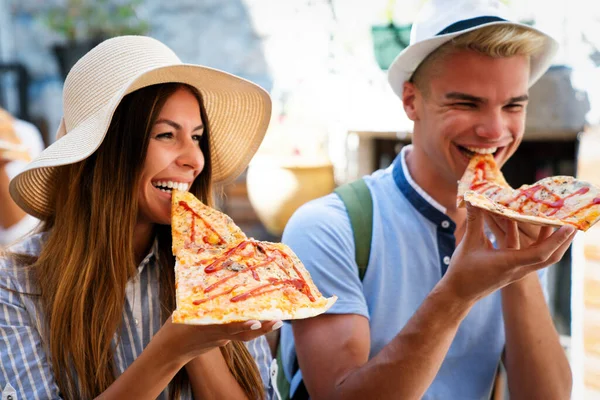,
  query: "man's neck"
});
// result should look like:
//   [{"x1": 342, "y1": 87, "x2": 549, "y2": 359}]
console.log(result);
[{"x1": 403, "y1": 146, "x2": 466, "y2": 226}]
